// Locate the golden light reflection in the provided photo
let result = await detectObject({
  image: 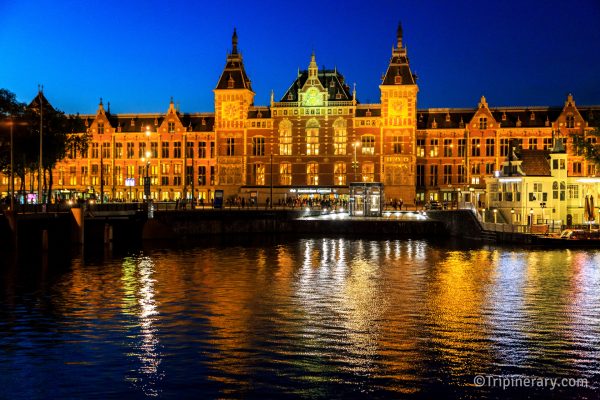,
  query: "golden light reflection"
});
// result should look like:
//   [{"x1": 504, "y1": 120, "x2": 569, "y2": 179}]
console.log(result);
[
  {"x1": 121, "y1": 255, "x2": 163, "y2": 397},
  {"x1": 425, "y1": 249, "x2": 496, "y2": 373}
]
